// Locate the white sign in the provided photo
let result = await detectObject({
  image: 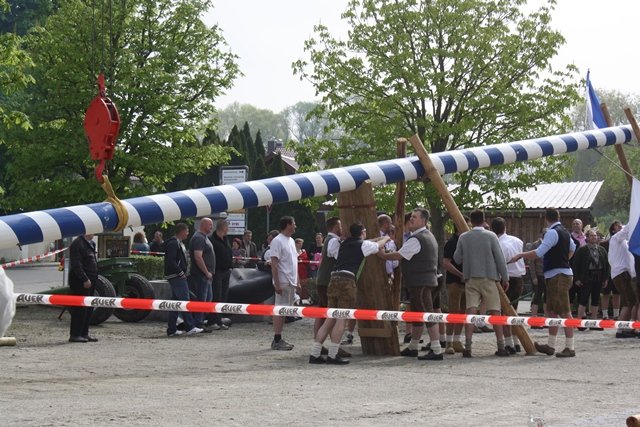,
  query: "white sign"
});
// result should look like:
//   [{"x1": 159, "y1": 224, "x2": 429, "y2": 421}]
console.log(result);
[{"x1": 221, "y1": 168, "x2": 248, "y2": 185}]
